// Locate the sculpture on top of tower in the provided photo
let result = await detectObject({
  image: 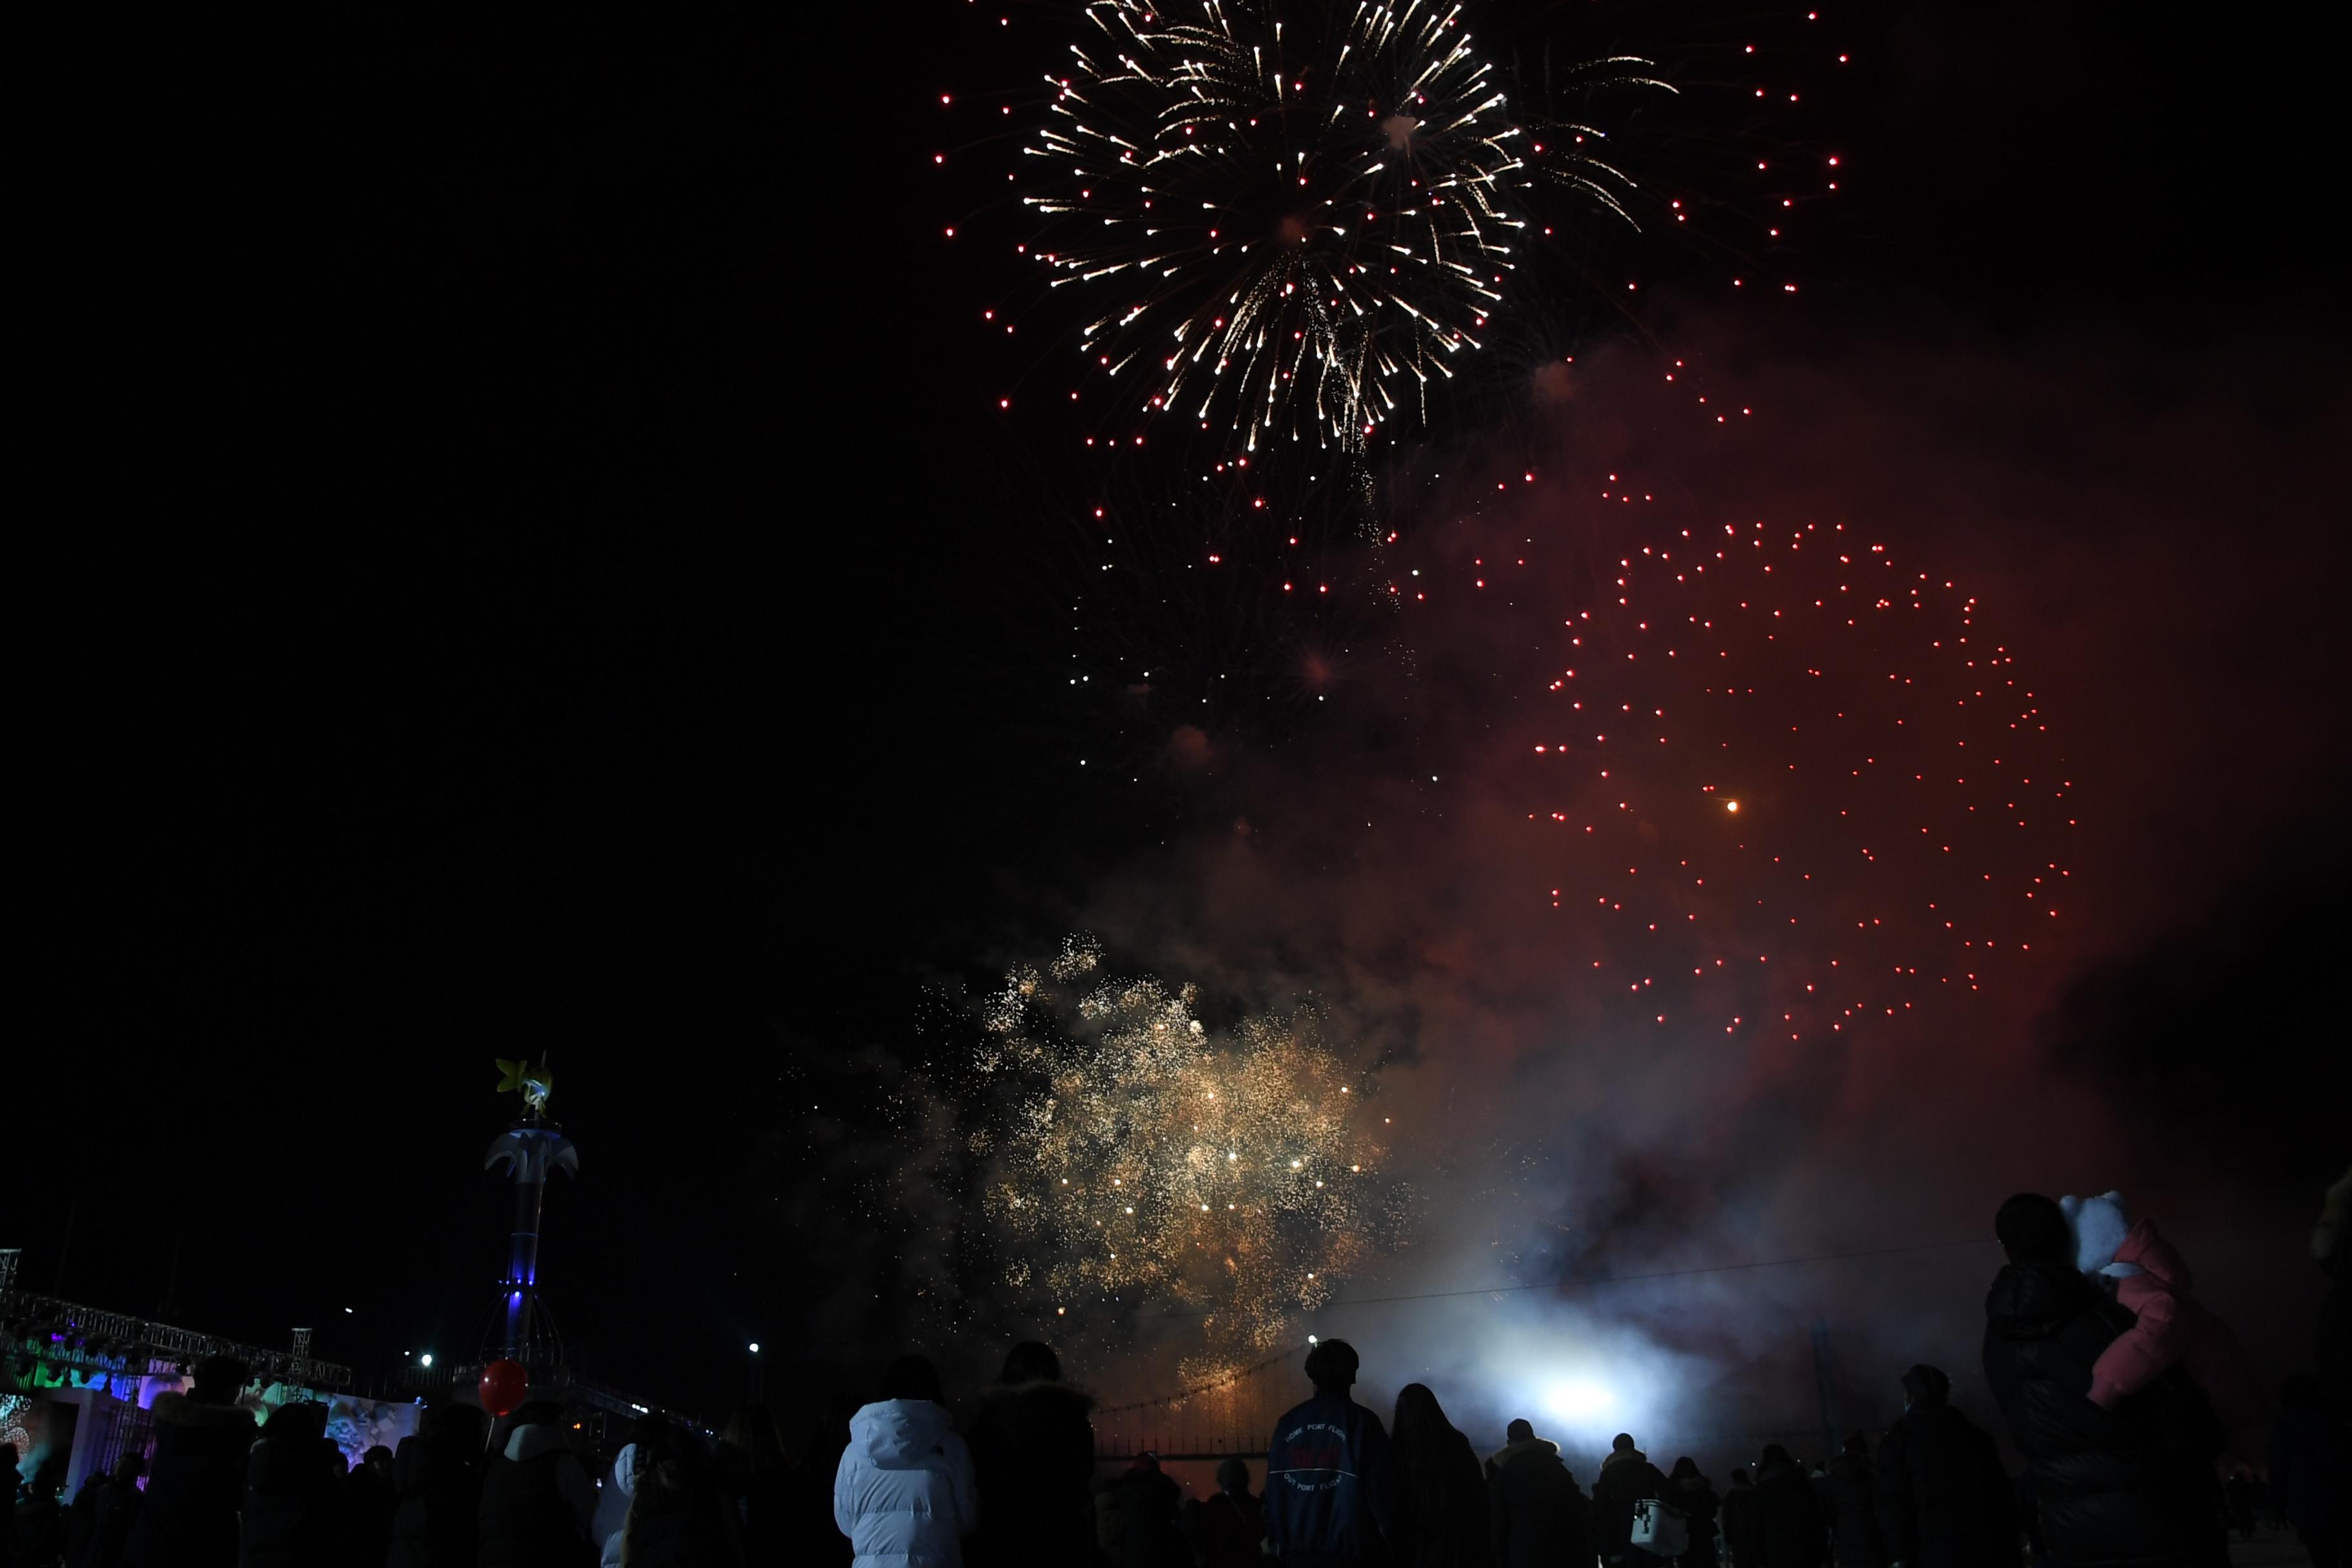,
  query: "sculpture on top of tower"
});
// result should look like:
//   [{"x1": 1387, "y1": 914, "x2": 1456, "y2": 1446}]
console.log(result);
[{"x1": 482, "y1": 1056, "x2": 576, "y2": 1374}]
